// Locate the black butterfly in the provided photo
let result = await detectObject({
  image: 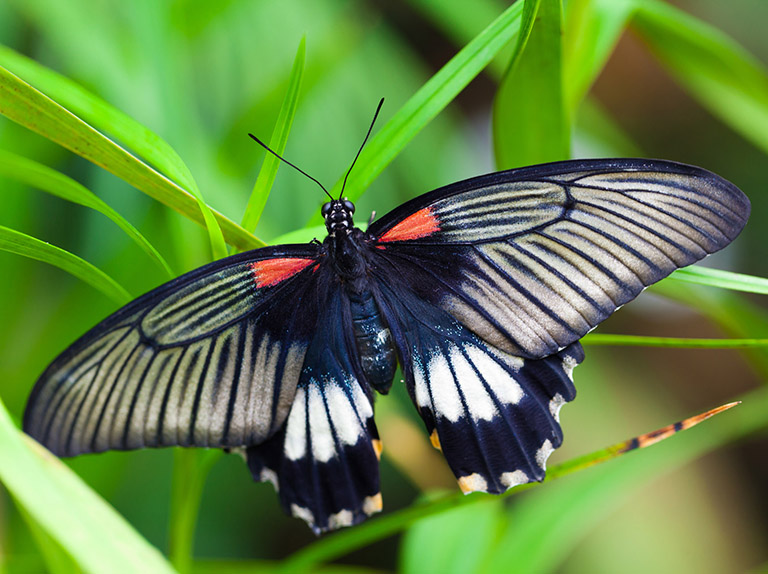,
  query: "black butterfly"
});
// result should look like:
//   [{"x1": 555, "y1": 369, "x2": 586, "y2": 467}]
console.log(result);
[{"x1": 23, "y1": 150, "x2": 749, "y2": 533}]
